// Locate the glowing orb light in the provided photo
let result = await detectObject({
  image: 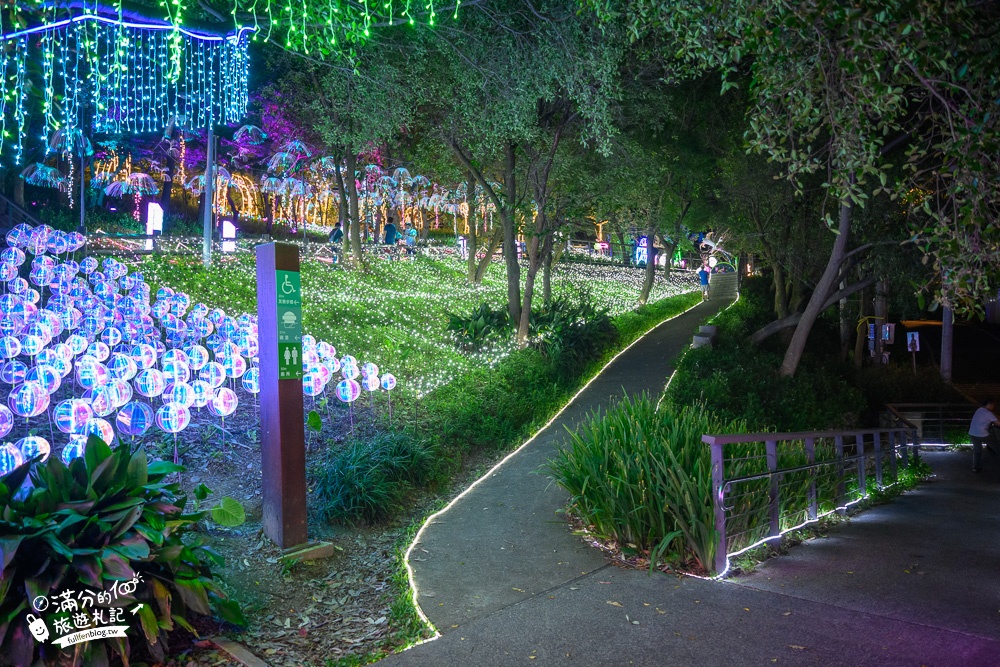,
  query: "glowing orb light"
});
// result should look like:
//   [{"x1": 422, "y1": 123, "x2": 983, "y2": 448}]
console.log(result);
[
  {"x1": 335, "y1": 379, "x2": 361, "y2": 403},
  {"x1": 83, "y1": 418, "x2": 115, "y2": 445},
  {"x1": 8, "y1": 382, "x2": 49, "y2": 417},
  {"x1": 156, "y1": 403, "x2": 191, "y2": 433},
  {"x1": 54, "y1": 399, "x2": 94, "y2": 434},
  {"x1": 16, "y1": 436, "x2": 51, "y2": 463},
  {"x1": 208, "y1": 387, "x2": 238, "y2": 417},
  {"x1": 0, "y1": 405, "x2": 13, "y2": 438},
  {"x1": 116, "y1": 401, "x2": 154, "y2": 437},
  {"x1": 61, "y1": 435, "x2": 87, "y2": 463},
  {"x1": 134, "y1": 369, "x2": 166, "y2": 398},
  {"x1": 0, "y1": 442, "x2": 24, "y2": 475},
  {"x1": 241, "y1": 368, "x2": 260, "y2": 394}
]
